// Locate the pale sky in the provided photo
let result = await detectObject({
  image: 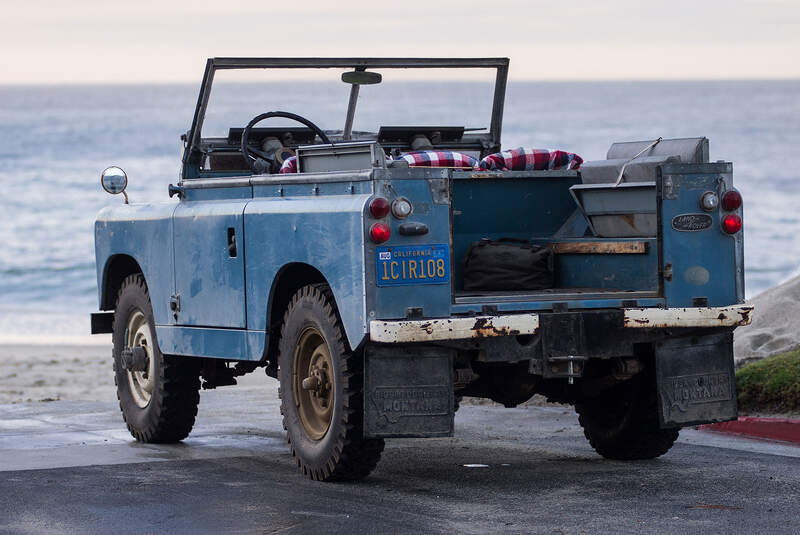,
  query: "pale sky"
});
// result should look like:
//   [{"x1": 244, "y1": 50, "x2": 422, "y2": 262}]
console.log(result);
[{"x1": 2, "y1": 0, "x2": 799, "y2": 84}]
